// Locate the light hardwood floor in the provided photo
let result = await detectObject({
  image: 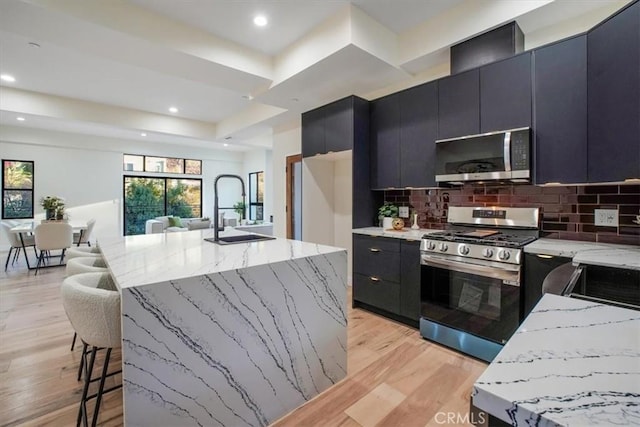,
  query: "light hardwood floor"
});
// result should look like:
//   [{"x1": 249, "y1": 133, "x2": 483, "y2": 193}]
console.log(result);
[{"x1": 0, "y1": 252, "x2": 487, "y2": 426}]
